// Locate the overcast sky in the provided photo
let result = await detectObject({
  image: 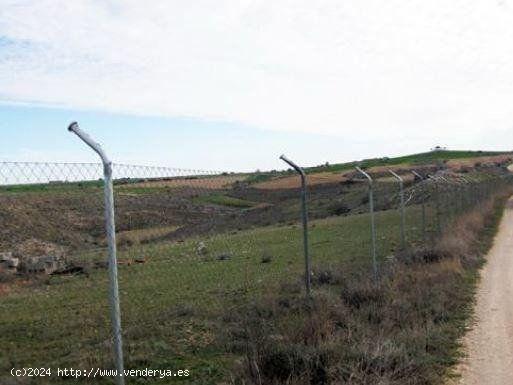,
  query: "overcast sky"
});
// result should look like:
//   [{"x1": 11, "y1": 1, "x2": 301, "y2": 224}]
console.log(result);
[{"x1": 1, "y1": 0, "x2": 513, "y2": 171}]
